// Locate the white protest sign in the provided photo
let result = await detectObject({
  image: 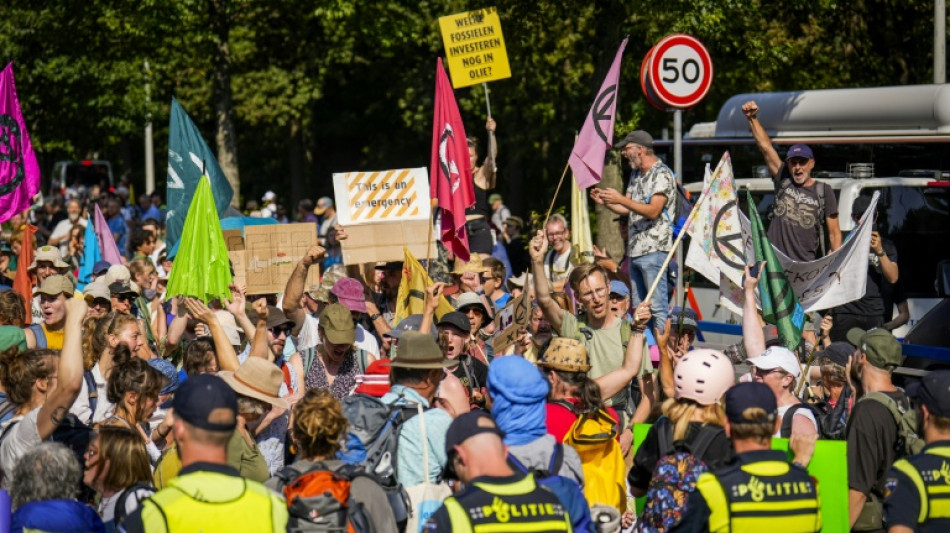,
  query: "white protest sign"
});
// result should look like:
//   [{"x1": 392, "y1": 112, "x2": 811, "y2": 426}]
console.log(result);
[{"x1": 333, "y1": 168, "x2": 431, "y2": 226}]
